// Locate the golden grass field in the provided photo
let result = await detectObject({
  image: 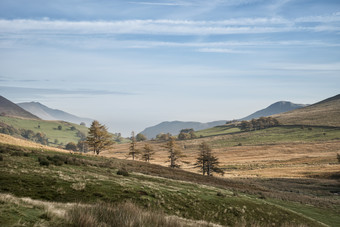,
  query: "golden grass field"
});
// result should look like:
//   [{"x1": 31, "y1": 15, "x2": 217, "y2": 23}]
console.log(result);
[
  {"x1": 1, "y1": 124, "x2": 339, "y2": 180},
  {"x1": 103, "y1": 139, "x2": 340, "y2": 179},
  {"x1": 0, "y1": 134, "x2": 68, "y2": 153}
]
